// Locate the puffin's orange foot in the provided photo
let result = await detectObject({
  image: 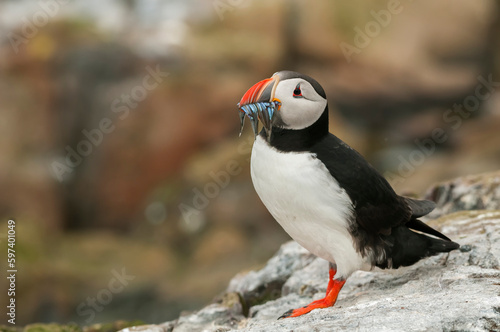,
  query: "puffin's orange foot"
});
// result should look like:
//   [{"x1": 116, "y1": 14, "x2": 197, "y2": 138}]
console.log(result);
[
  {"x1": 278, "y1": 278, "x2": 346, "y2": 319},
  {"x1": 278, "y1": 298, "x2": 334, "y2": 318}
]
